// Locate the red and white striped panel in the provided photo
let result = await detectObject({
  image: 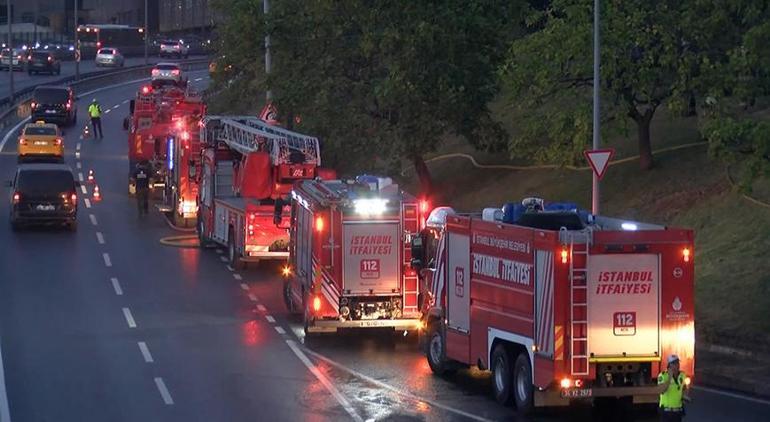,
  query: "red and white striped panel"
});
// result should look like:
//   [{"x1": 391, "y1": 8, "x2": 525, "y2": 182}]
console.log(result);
[{"x1": 535, "y1": 250, "x2": 555, "y2": 356}]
